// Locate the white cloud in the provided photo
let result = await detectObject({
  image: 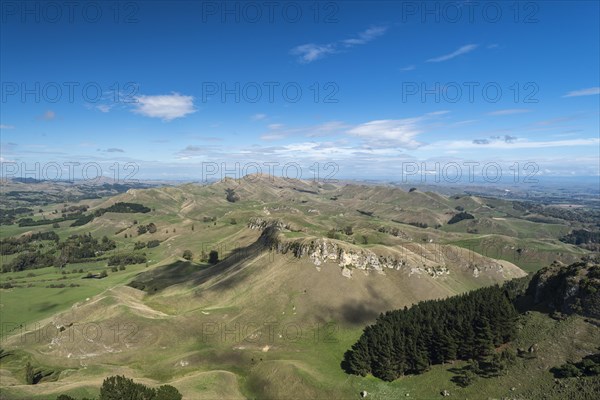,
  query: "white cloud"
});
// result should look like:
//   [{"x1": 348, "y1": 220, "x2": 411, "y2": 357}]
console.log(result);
[
  {"x1": 251, "y1": 113, "x2": 267, "y2": 121},
  {"x1": 260, "y1": 134, "x2": 286, "y2": 141},
  {"x1": 290, "y1": 43, "x2": 337, "y2": 63},
  {"x1": 563, "y1": 87, "x2": 600, "y2": 97},
  {"x1": 291, "y1": 26, "x2": 387, "y2": 63},
  {"x1": 346, "y1": 118, "x2": 424, "y2": 148},
  {"x1": 341, "y1": 26, "x2": 387, "y2": 46},
  {"x1": 131, "y1": 93, "x2": 196, "y2": 121},
  {"x1": 259, "y1": 113, "x2": 445, "y2": 148},
  {"x1": 400, "y1": 65, "x2": 415, "y2": 71},
  {"x1": 96, "y1": 104, "x2": 112, "y2": 113},
  {"x1": 487, "y1": 108, "x2": 532, "y2": 116},
  {"x1": 0, "y1": 124, "x2": 15, "y2": 129},
  {"x1": 427, "y1": 44, "x2": 478, "y2": 62}
]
